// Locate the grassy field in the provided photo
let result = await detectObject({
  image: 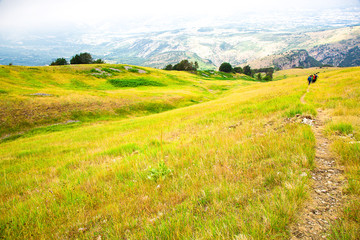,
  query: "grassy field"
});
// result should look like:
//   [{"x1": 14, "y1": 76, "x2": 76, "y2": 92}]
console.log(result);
[
  {"x1": 0, "y1": 64, "x2": 254, "y2": 138},
  {"x1": 305, "y1": 67, "x2": 360, "y2": 239},
  {"x1": 0, "y1": 65, "x2": 359, "y2": 239}
]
